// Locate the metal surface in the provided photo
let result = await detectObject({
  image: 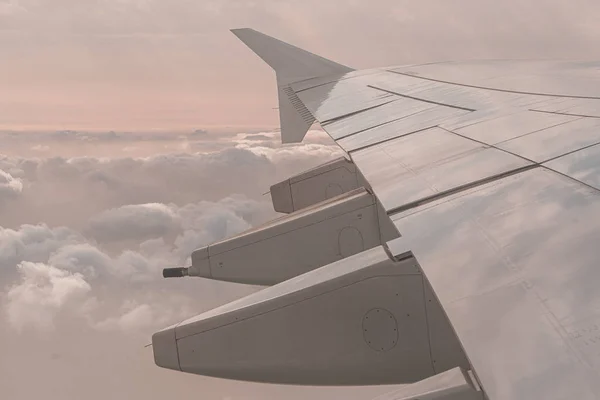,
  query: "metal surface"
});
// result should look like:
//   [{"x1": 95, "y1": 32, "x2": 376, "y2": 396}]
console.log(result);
[
  {"x1": 422, "y1": 281, "x2": 471, "y2": 375},
  {"x1": 189, "y1": 188, "x2": 383, "y2": 285},
  {"x1": 554, "y1": 98, "x2": 600, "y2": 117},
  {"x1": 154, "y1": 247, "x2": 438, "y2": 385},
  {"x1": 498, "y1": 117, "x2": 600, "y2": 162},
  {"x1": 362, "y1": 308, "x2": 399, "y2": 352},
  {"x1": 544, "y1": 143, "x2": 600, "y2": 190},
  {"x1": 231, "y1": 28, "x2": 353, "y2": 85},
  {"x1": 290, "y1": 68, "x2": 380, "y2": 92},
  {"x1": 391, "y1": 167, "x2": 600, "y2": 399},
  {"x1": 391, "y1": 60, "x2": 600, "y2": 99},
  {"x1": 338, "y1": 106, "x2": 467, "y2": 152},
  {"x1": 439, "y1": 107, "x2": 521, "y2": 131},
  {"x1": 270, "y1": 156, "x2": 362, "y2": 213},
  {"x1": 454, "y1": 110, "x2": 579, "y2": 144},
  {"x1": 371, "y1": 367, "x2": 483, "y2": 400},
  {"x1": 231, "y1": 28, "x2": 352, "y2": 143},
  {"x1": 277, "y1": 82, "x2": 315, "y2": 143},
  {"x1": 295, "y1": 71, "x2": 397, "y2": 122},
  {"x1": 350, "y1": 127, "x2": 531, "y2": 211},
  {"x1": 369, "y1": 74, "x2": 502, "y2": 111},
  {"x1": 323, "y1": 97, "x2": 434, "y2": 140}
]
